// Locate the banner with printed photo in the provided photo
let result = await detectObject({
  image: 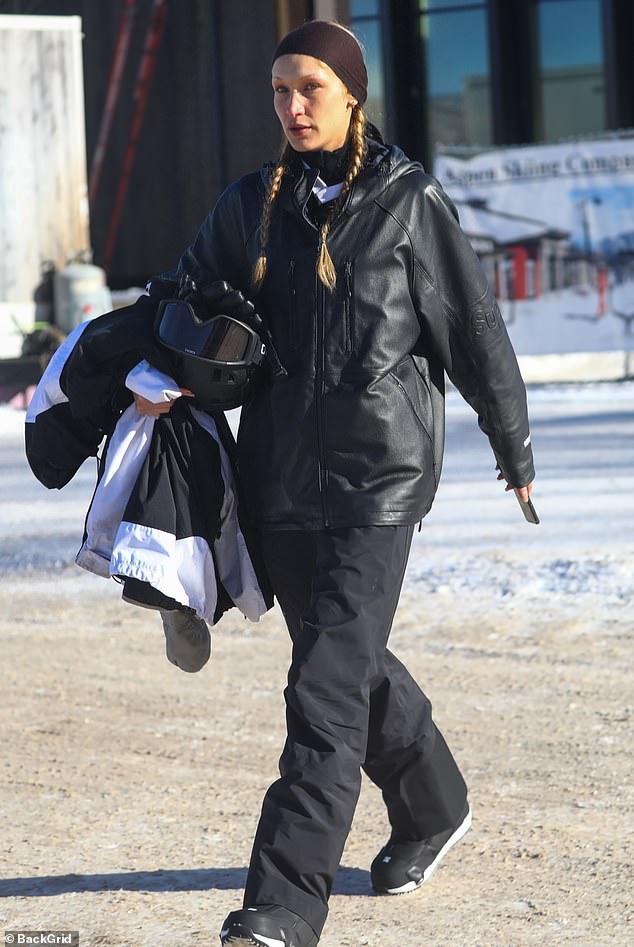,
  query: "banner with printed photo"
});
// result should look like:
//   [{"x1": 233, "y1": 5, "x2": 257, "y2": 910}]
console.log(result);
[{"x1": 434, "y1": 137, "x2": 634, "y2": 363}]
